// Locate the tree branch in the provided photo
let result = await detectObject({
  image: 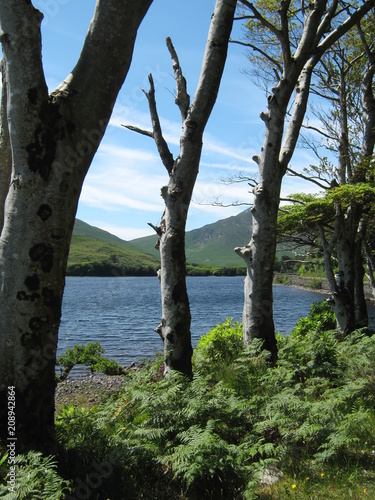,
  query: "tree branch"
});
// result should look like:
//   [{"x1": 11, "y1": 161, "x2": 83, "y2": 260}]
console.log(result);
[
  {"x1": 238, "y1": 0, "x2": 284, "y2": 44},
  {"x1": 357, "y1": 23, "x2": 375, "y2": 159},
  {"x1": 279, "y1": 0, "x2": 292, "y2": 67},
  {"x1": 280, "y1": 63, "x2": 314, "y2": 170},
  {"x1": 230, "y1": 39, "x2": 283, "y2": 76},
  {"x1": 166, "y1": 37, "x2": 190, "y2": 123},
  {"x1": 121, "y1": 124, "x2": 153, "y2": 138},
  {"x1": 301, "y1": 123, "x2": 338, "y2": 142},
  {"x1": 53, "y1": 0, "x2": 153, "y2": 136},
  {"x1": 193, "y1": 197, "x2": 252, "y2": 208},
  {"x1": 140, "y1": 74, "x2": 175, "y2": 174},
  {"x1": 188, "y1": 0, "x2": 237, "y2": 128},
  {"x1": 315, "y1": 1, "x2": 375, "y2": 63},
  {"x1": 315, "y1": 0, "x2": 339, "y2": 43},
  {"x1": 287, "y1": 167, "x2": 330, "y2": 190}
]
